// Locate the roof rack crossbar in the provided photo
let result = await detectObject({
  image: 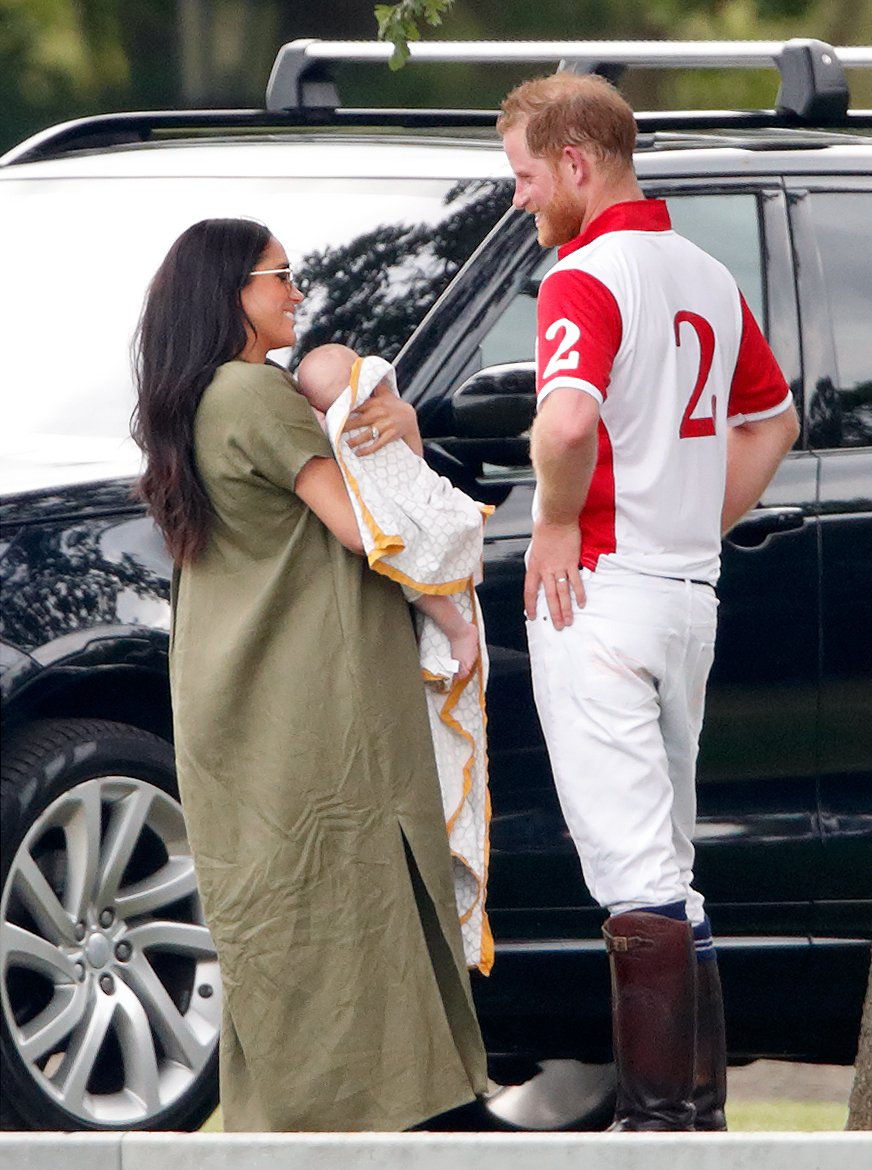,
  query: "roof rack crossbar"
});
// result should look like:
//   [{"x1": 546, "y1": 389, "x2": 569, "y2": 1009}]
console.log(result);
[
  {"x1": 266, "y1": 37, "x2": 871, "y2": 119},
  {"x1": 4, "y1": 38, "x2": 870, "y2": 167}
]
